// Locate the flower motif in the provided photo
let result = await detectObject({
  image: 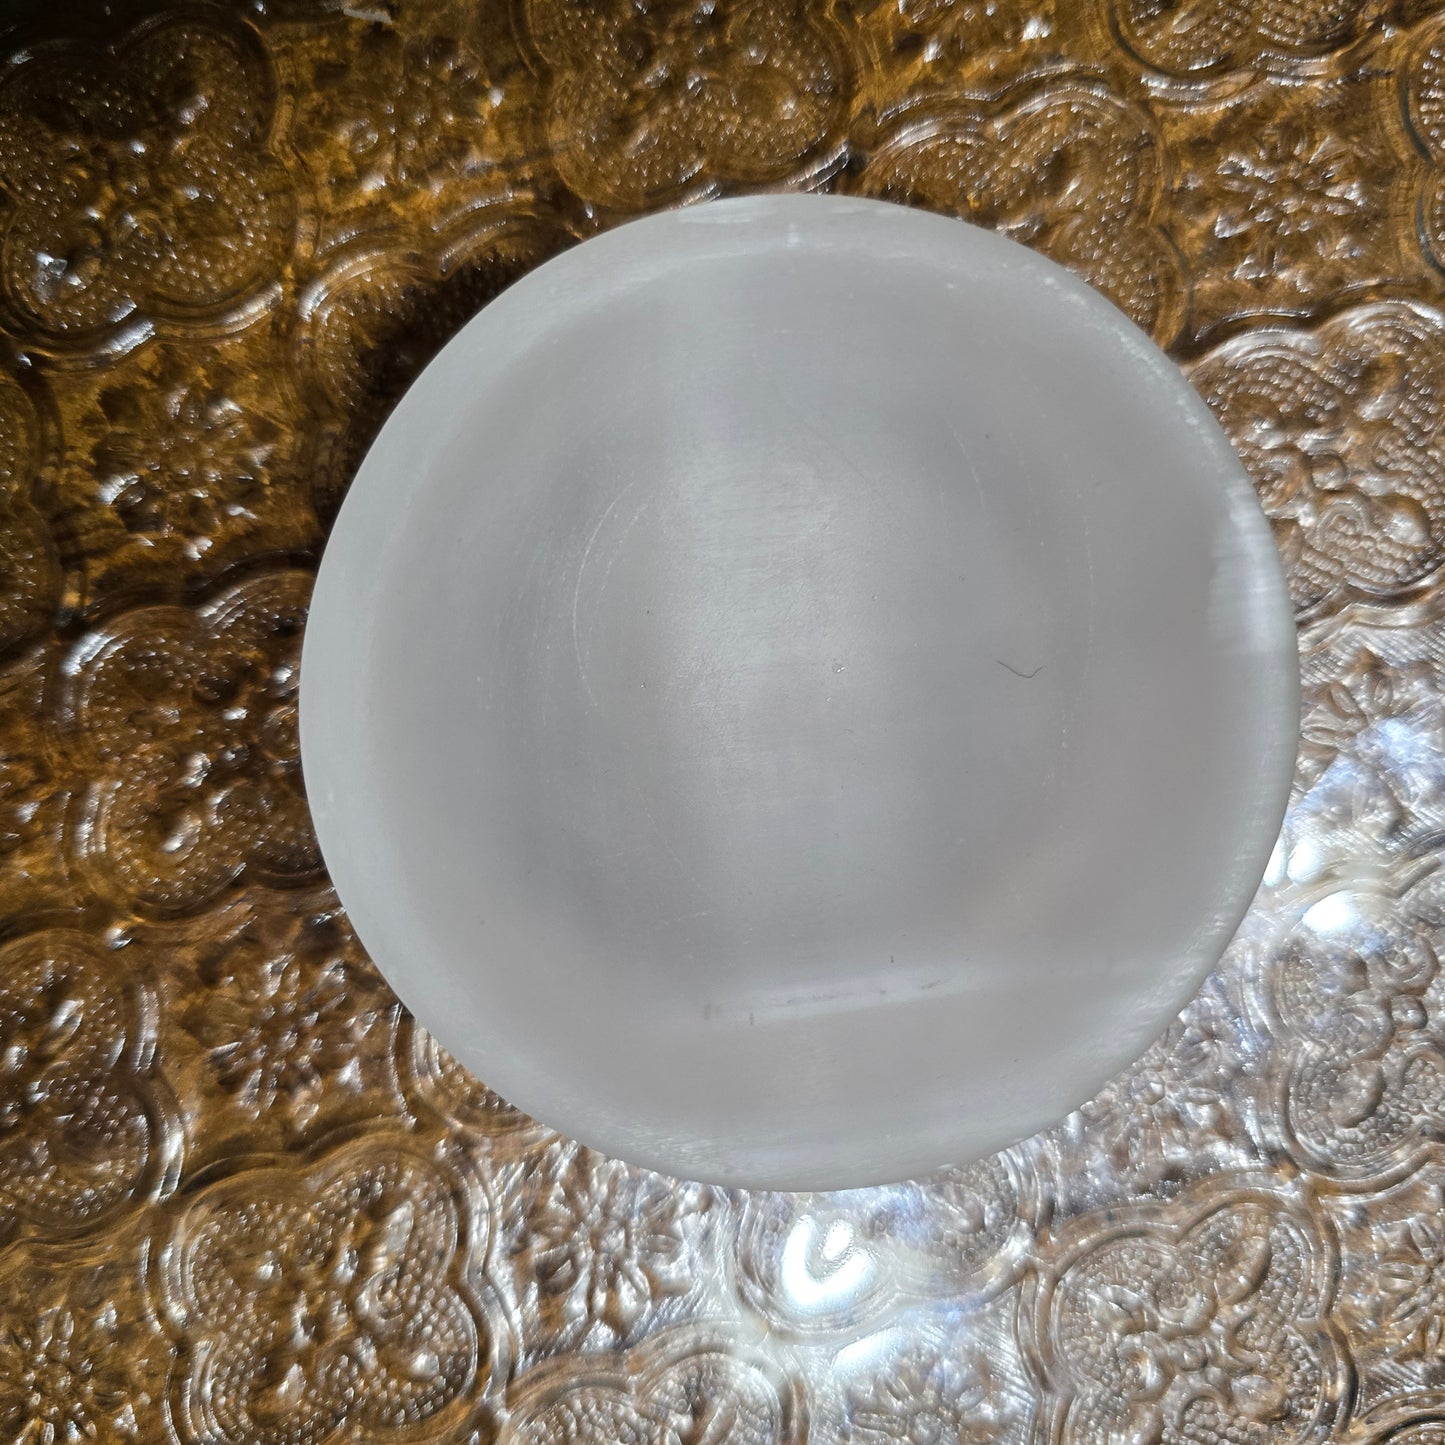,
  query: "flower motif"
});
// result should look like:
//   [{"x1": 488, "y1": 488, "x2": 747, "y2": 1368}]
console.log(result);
[
  {"x1": 64, "y1": 569, "x2": 319, "y2": 913},
  {"x1": 1376, "y1": 1198, "x2": 1445, "y2": 1359},
  {"x1": 1040, "y1": 1192, "x2": 1344, "y2": 1444},
  {"x1": 1204, "y1": 123, "x2": 1369, "y2": 282},
  {"x1": 503, "y1": 1333, "x2": 797, "y2": 1445},
  {"x1": 63, "y1": 339, "x2": 312, "y2": 611},
  {"x1": 1171, "y1": 96, "x2": 1396, "y2": 336},
  {"x1": 207, "y1": 954, "x2": 358, "y2": 1117},
  {"x1": 1076, "y1": 980, "x2": 1259, "y2": 1193},
  {"x1": 0, "y1": 14, "x2": 295, "y2": 345},
  {"x1": 1298, "y1": 645, "x2": 1441, "y2": 798},
  {"x1": 1267, "y1": 884, "x2": 1445, "y2": 1175},
  {"x1": 0, "y1": 1253, "x2": 165, "y2": 1443},
  {"x1": 1191, "y1": 303, "x2": 1445, "y2": 620},
  {"x1": 0, "y1": 931, "x2": 173, "y2": 1248},
  {"x1": 857, "y1": 81, "x2": 1182, "y2": 342},
  {"x1": 847, "y1": 1350, "x2": 1021, "y2": 1445},
  {"x1": 859, "y1": 0, "x2": 1057, "y2": 94},
  {"x1": 1271, "y1": 599, "x2": 1445, "y2": 897},
  {"x1": 302, "y1": 27, "x2": 493, "y2": 215},
  {"x1": 180, "y1": 899, "x2": 398, "y2": 1139},
  {"x1": 165, "y1": 1134, "x2": 484, "y2": 1445},
  {"x1": 520, "y1": 1144, "x2": 708, "y2": 1350},
  {"x1": 0, "y1": 1305, "x2": 132, "y2": 1444},
  {"x1": 91, "y1": 354, "x2": 283, "y2": 557},
  {"x1": 525, "y1": 0, "x2": 851, "y2": 209},
  {"x1": 1332, "y1": 1167, "x2": 1445, "y2": 1418}
]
